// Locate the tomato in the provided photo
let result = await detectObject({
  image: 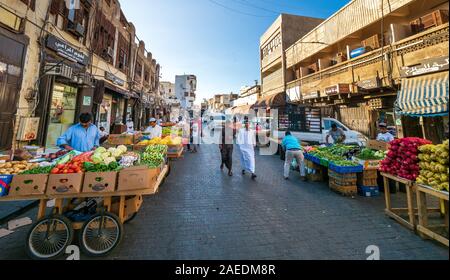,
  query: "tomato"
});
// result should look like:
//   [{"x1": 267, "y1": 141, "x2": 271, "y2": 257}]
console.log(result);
[
  {"x1": 57, "y1": 164, "x2": 65, "y2": 169},
  {"x1": 51, "y1": 168, "x2": 59, "y2": 174},
  {"x1": 63, "y1": 170, "x2": 69, "y2": 174}
]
